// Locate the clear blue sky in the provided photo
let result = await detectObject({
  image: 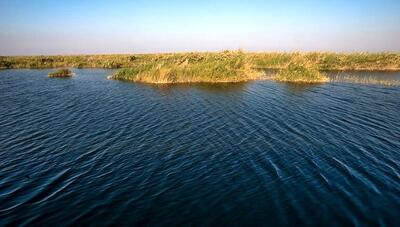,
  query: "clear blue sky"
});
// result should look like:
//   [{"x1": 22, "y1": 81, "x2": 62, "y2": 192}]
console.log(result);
[{"x1": 0, "y1": 0, "x2": 399, "y2": 55}]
